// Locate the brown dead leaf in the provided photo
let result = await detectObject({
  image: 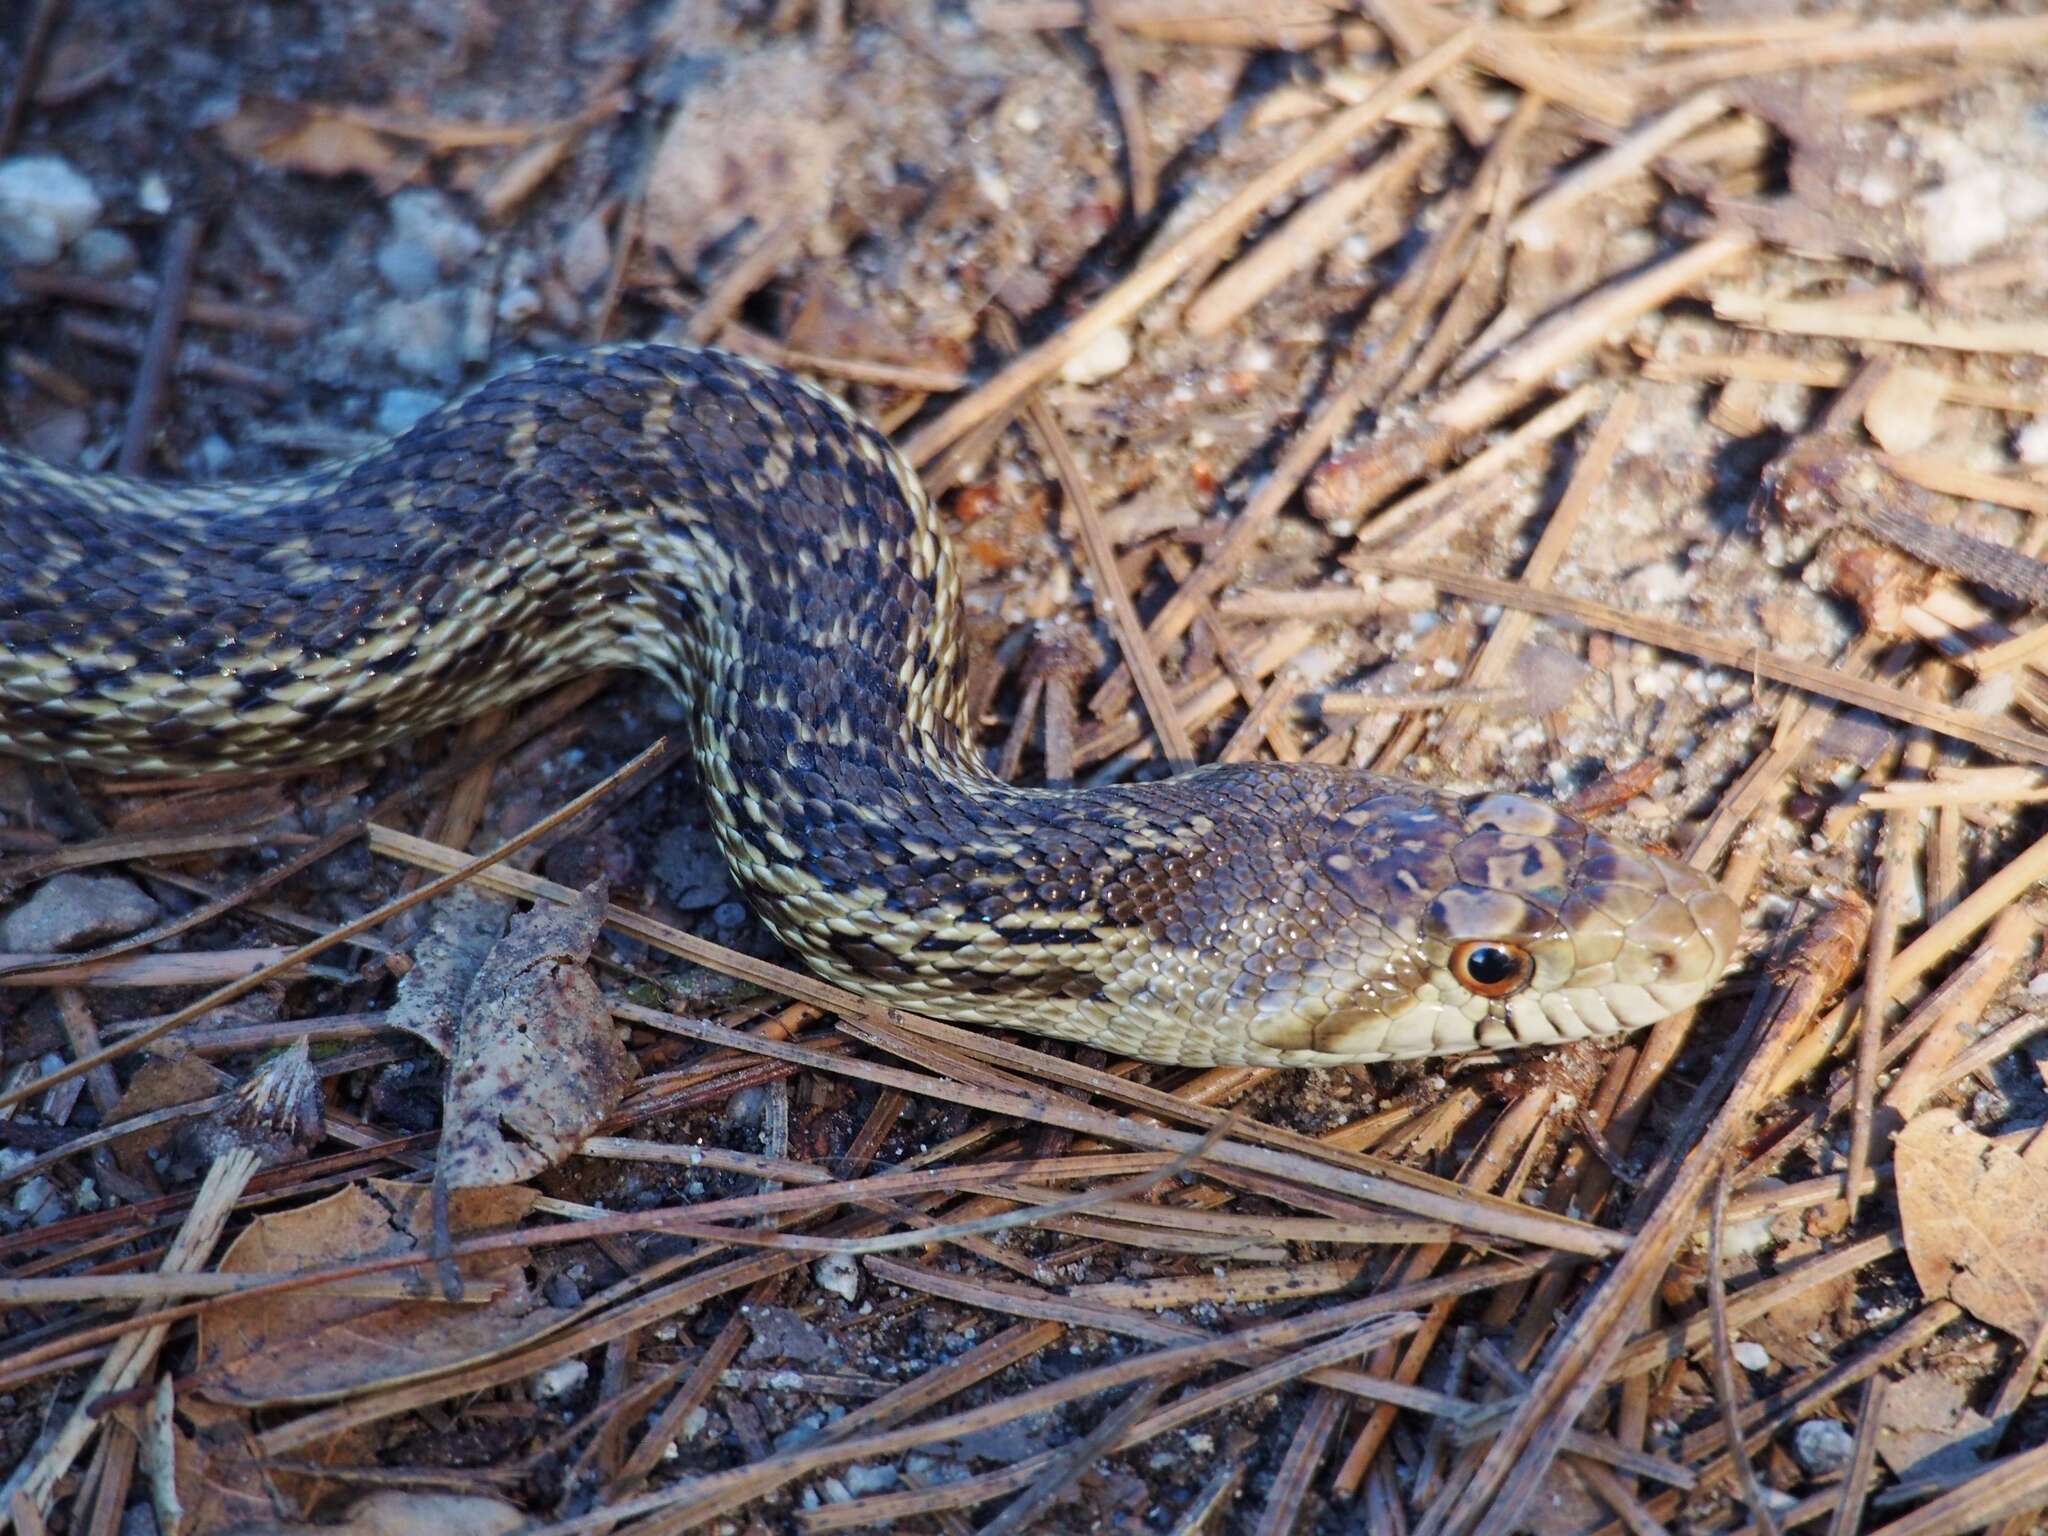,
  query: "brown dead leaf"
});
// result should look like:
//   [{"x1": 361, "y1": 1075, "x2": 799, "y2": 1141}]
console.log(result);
[
  {"x1": 1896, "y1": 1107, "x2": 2048, "y2": 1340},
  {"x1": 641, "y1": 43, "x2": 843, "y2": 275},
  {"x1": 435, "y1": 880, "x2": 634, "y2": 1190},
  {"x1": 193, "y1": 1179, "x2": 570, "y2": 1406},
  {"x1": 385, "y1": 886, "x2": 511, "y2": 1057},
  {"x1": 214, "y1": 97, "x2": 423, "y2": 192},
  {"x1": 106, "y1": 1054, "x2": 231, "y2": 1166},
  {"x1": 147, "y1": 1382, "x2": 362, "y2": 1533}
]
